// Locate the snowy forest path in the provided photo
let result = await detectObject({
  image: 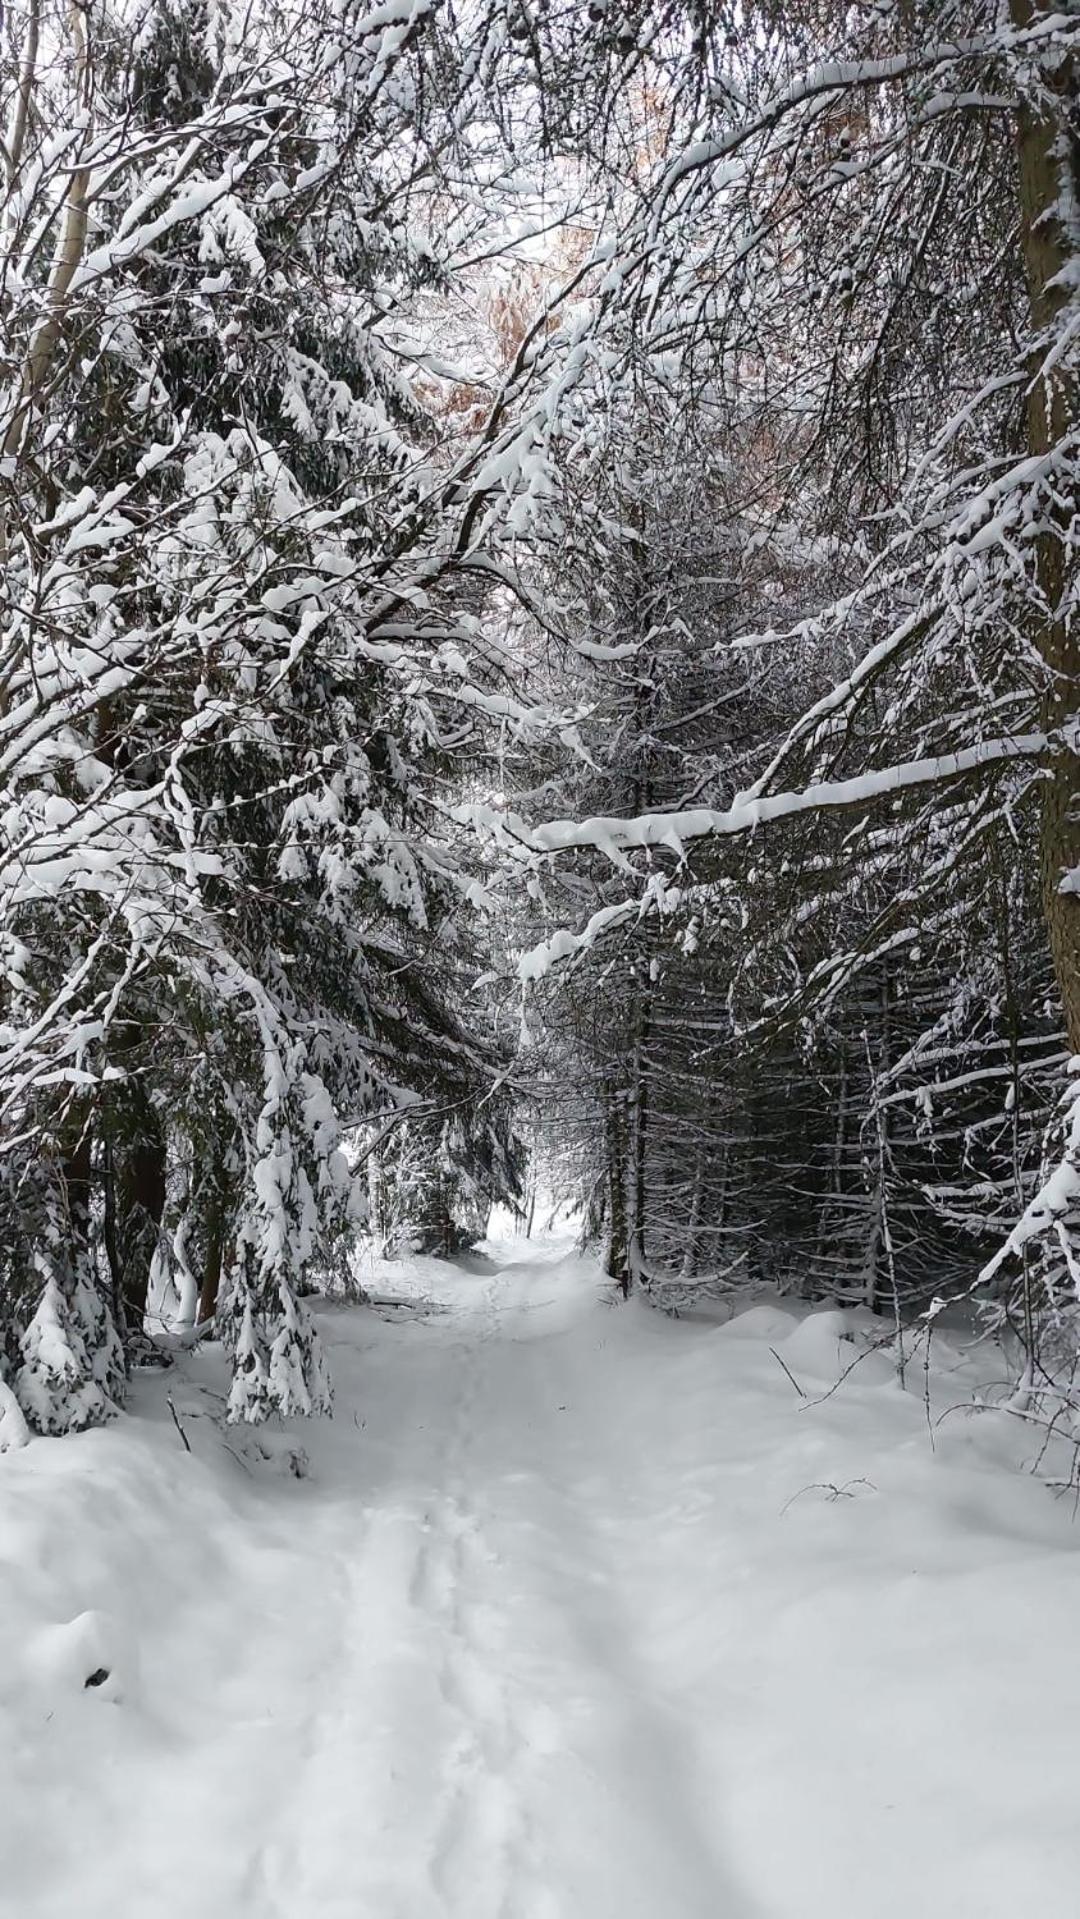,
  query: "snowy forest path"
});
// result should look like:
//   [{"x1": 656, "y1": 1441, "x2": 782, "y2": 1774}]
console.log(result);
[
  {"x1": 243, "y1": 1239, "x2": 754, "y2": 1919},
  {"x1": 9, "y1": 1238, "x2": 1080, "y2": 1919}
]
